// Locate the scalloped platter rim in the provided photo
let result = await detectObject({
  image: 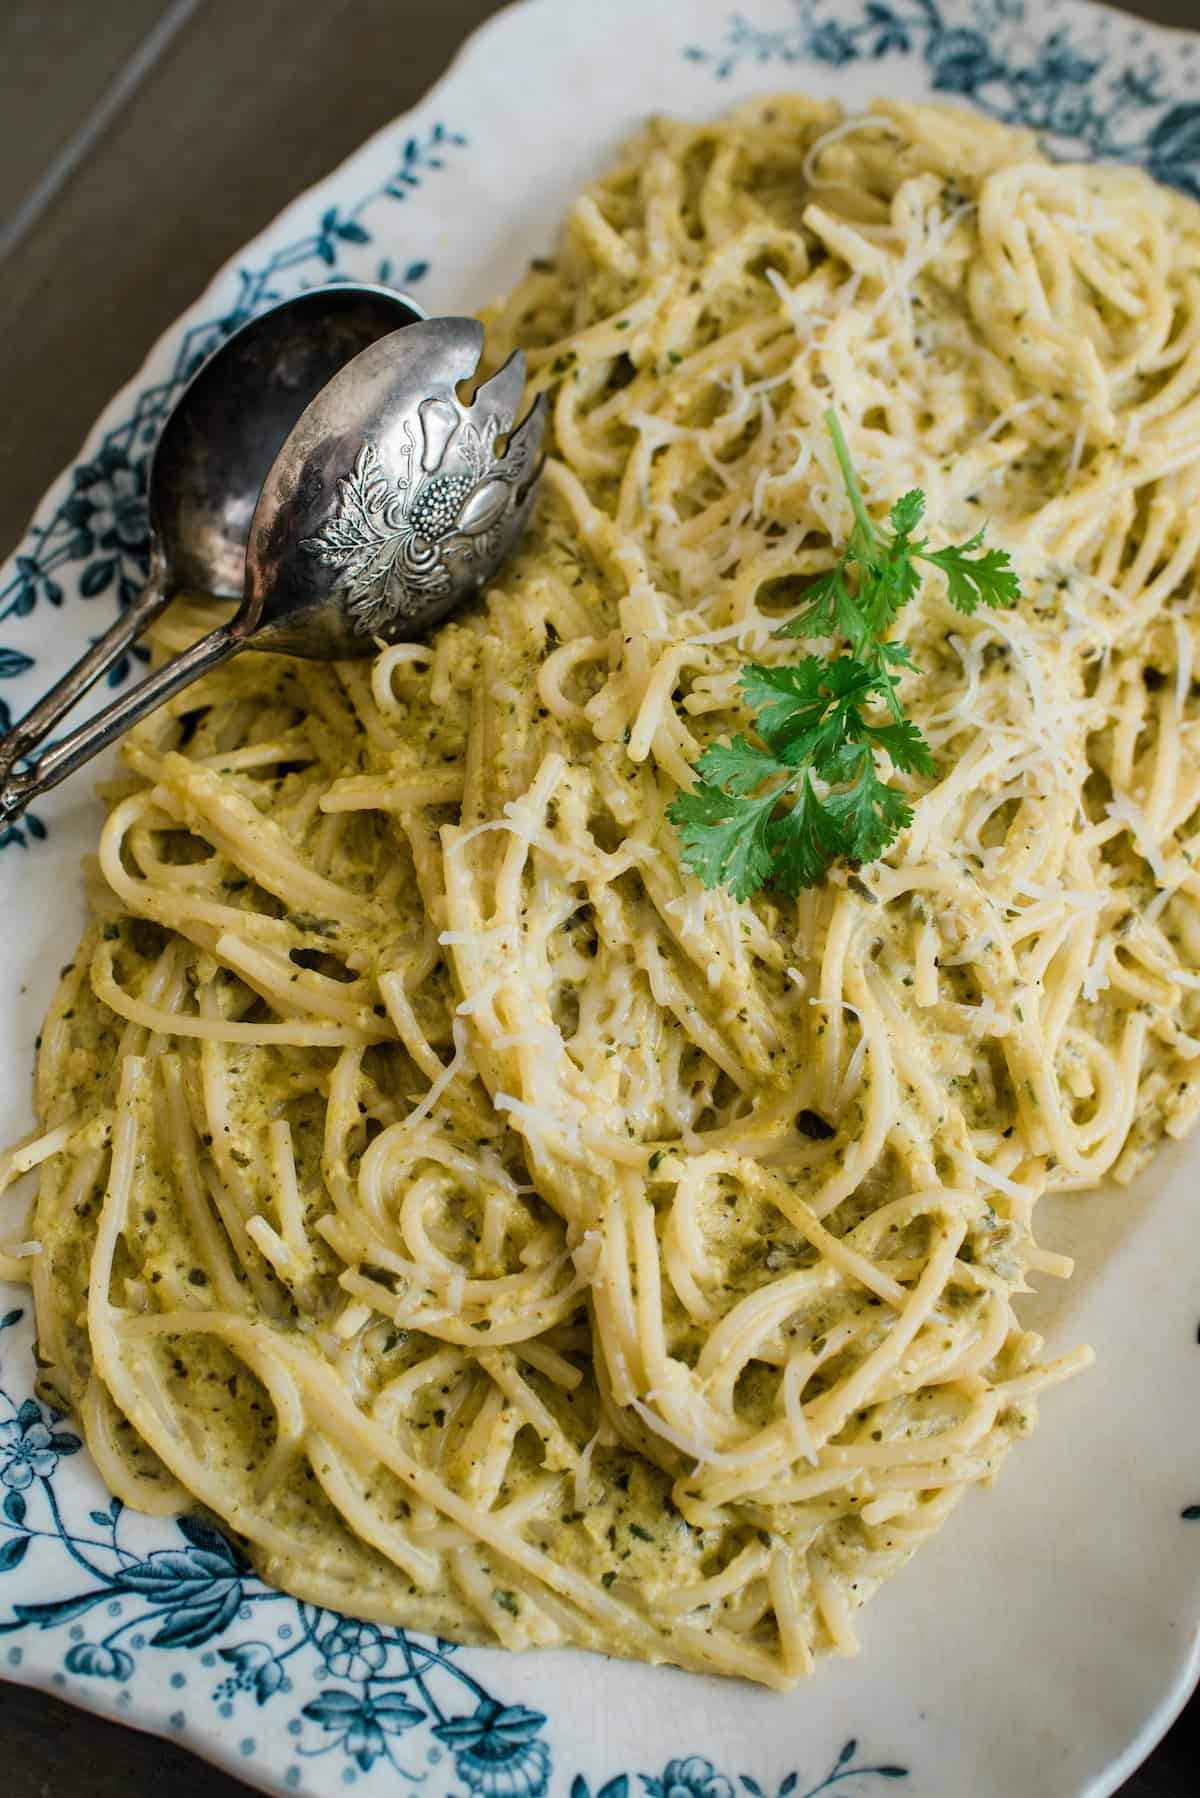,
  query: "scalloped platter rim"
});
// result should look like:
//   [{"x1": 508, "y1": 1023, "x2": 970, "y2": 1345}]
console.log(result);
[{"x1": 1, "y1": 2, "x2": 1199, "y2": 1795}]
